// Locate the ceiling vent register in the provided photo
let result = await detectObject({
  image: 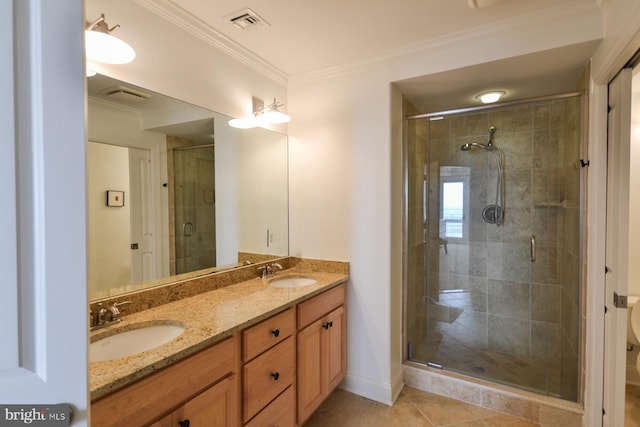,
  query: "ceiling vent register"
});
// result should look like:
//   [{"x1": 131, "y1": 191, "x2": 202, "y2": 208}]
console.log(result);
[
  {"x1": 228, "y1": 8, "x2": 269, "y2": 30},
  {"x1": 101, "y1": 85, "x2": 151, "y2": 103}
]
